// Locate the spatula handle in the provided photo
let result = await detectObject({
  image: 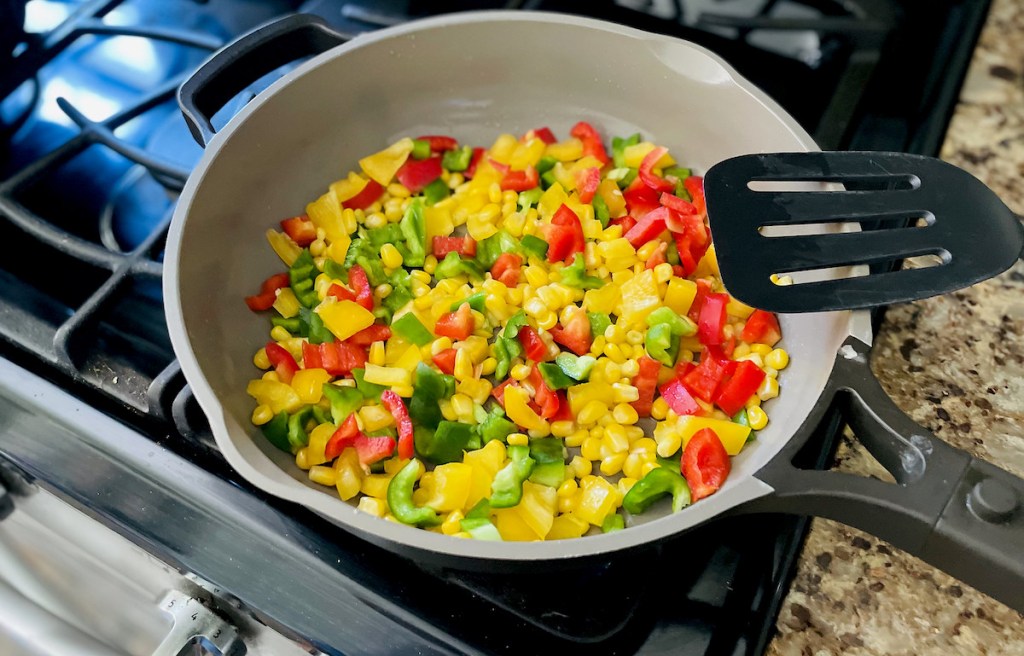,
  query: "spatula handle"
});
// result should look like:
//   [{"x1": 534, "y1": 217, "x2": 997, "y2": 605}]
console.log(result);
[{"x1": 749, "y1": 337, "x2": 1024, "y2": 611}]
